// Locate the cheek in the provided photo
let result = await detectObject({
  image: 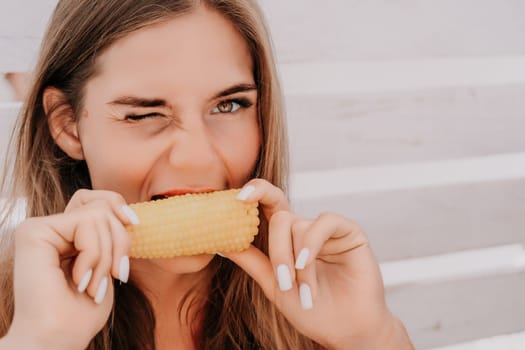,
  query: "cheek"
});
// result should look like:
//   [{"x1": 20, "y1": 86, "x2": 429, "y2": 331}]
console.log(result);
[
  {"x1": 214, "y1": 118, "x2": 261, "y2": 184},
  {"x1": 79, "y1": 120, "x2": 158, "y2": 201},
  {"x1": 84, "y1": 143, "x2": 146, "y2": 197}
]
